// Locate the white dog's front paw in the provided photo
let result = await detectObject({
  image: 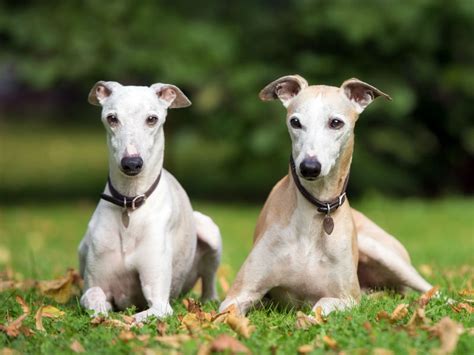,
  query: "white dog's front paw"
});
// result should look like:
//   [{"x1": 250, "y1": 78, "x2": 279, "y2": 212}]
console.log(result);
[
  {"x1": 81, "y1": 286, "x2": 112, "y2": 317},
  {"x1": 133, "y1": 303, "x2": 173, "y2": 323}
]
